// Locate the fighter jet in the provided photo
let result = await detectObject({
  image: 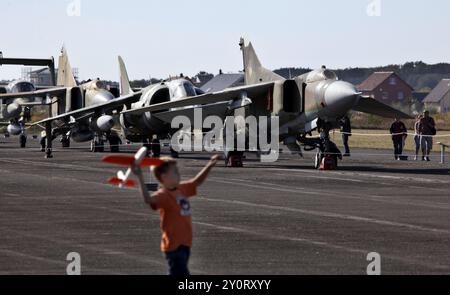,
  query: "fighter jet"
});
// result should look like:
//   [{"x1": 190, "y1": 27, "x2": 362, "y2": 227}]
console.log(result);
[
  {"x1": 119, "y1": 38, "x2": 412, "y2": 168},
  {"x1": 0, "y1": 79, "x2": 61, "y2": 147},
  {"x1": 15, "y1": 48, "x2": 142, "y2": 158},
  {"x1": 29, "y1": 53, "x2": 210, "y2": 158},
  {"x1": 115, "y1": 56, "x2": 208, "y2": 157}
]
